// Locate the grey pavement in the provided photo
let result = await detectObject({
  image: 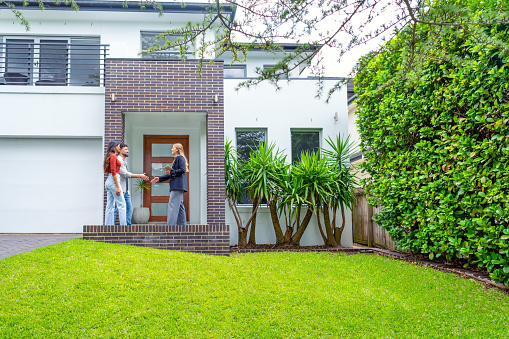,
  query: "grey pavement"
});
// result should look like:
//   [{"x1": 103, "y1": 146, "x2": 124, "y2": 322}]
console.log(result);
[{"x1": 0, "y1": 234, "x2": 82, "y2": 259}]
